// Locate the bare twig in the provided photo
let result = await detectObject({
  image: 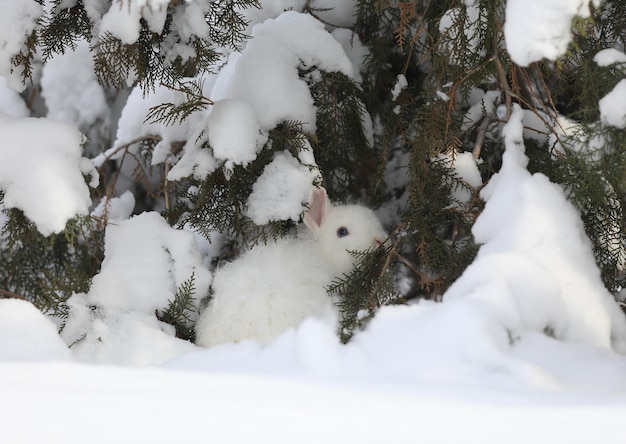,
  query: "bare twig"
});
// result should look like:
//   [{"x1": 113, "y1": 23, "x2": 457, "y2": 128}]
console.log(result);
[
  {"x1": 0, "y1": 289, "x2": 30, "y2": 302},
  {"x1": 472, "y1": 116, "x2": 490, "y2": 159},
  {"x1": 444, "y1": 56, "x2": 495, "y2": 145},
  {"x1": 493, "y1": 17, "x2": 512, "y2": 119}
]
